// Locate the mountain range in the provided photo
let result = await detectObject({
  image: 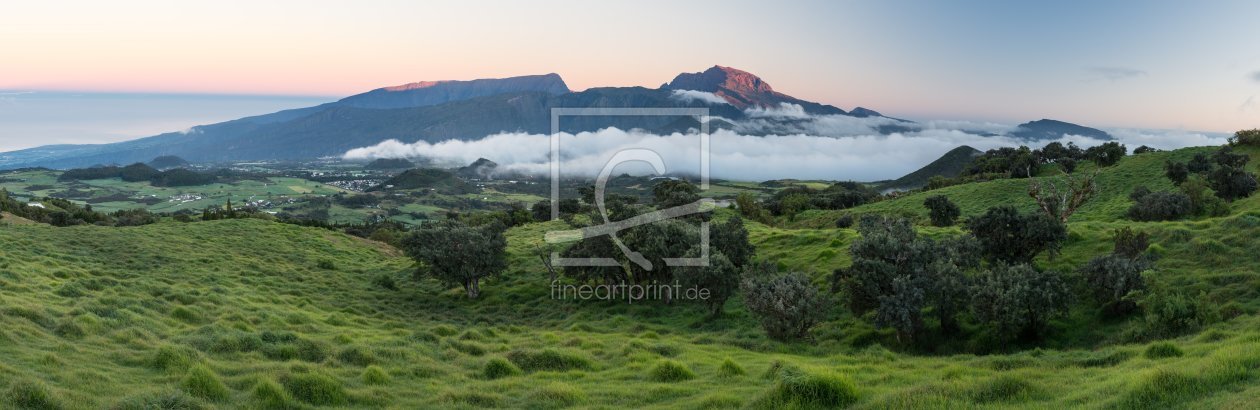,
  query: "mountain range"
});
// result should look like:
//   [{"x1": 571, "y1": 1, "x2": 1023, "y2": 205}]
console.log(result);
[{"x1": 0, "y1": 66, "x2": 1111, "y2": 170}]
